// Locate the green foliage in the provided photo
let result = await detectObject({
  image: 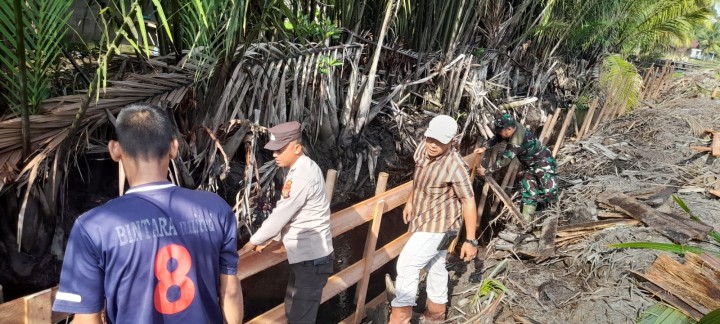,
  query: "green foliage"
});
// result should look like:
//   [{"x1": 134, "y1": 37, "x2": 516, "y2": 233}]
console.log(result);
[
  {"x1": 0, "y1": 0, "x2": 72, "y2": 114},
  {"x1": 673, "y1": 195, "x2": 700, "y2": 221},
  {"x1": 283, "y1": 12, "x2": 342, "y2": 43},
  {"x1": 575, "y1": 93, "x2": 591, "y2": 111},
  {"x1": 470, "y1": 259, "x2": 508, "y2": 310},
  {"x1": 672, "y1": 195, "x2": 720, "y2": 244},
  {"x1": 696, "y1": 21, "x2": 720, "y2": 55},
  {"x1": 599, "y1": 54, "x2": 643, "y2": 112},
  {"x1": 318, "y1": 54, "x2": 343, "y2": 74},
  {"x1": 700, "y1": 308, "x2": 720, "y2": 324},
  {"x1": 638, "y1": 303, "x2": 696, "y2": 324},
  {"x1": 537, "y1": 0, "x2": 714, "y2": 57}
]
